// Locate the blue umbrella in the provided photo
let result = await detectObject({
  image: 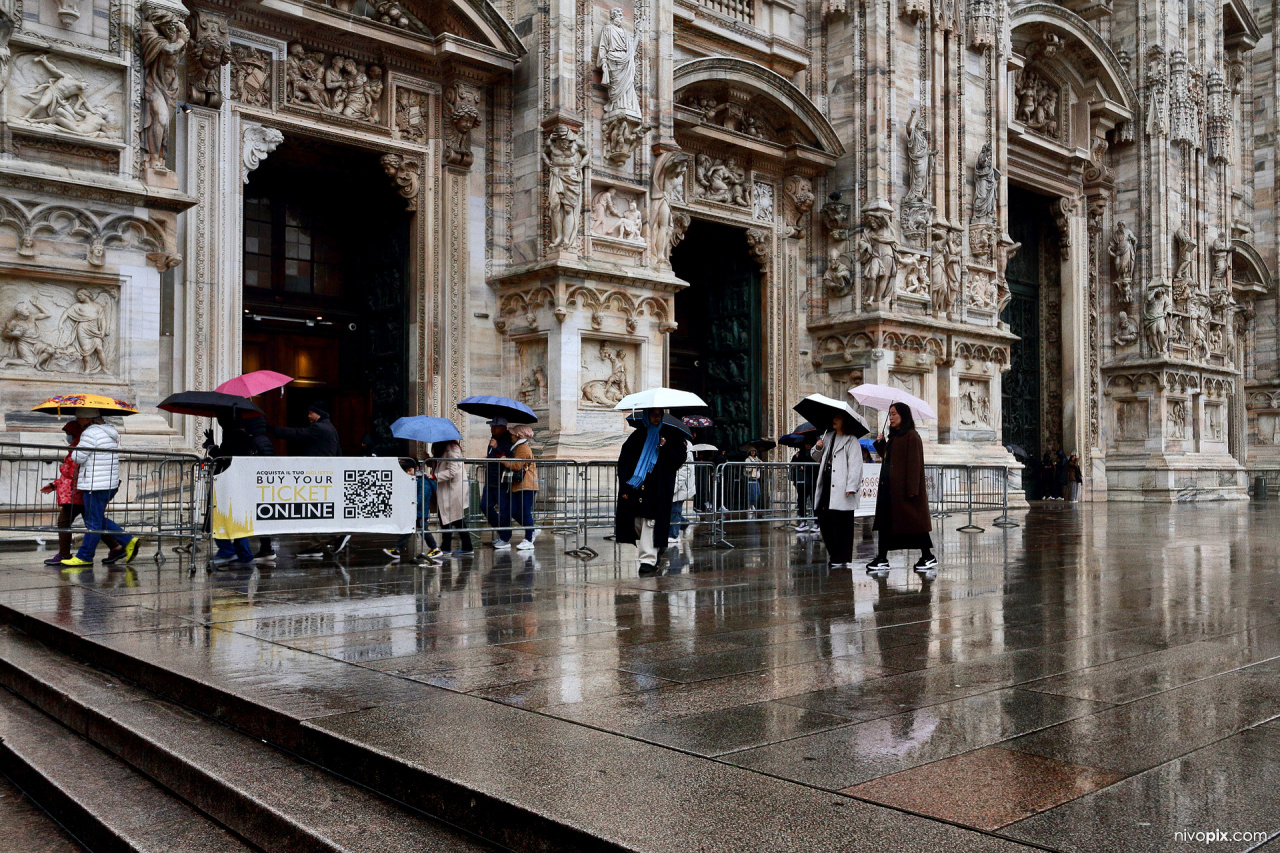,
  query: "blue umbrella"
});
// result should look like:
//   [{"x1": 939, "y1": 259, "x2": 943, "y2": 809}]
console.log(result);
[
  {"x1": 859, "y1": 437, "x2": 877, "y2": 451},
  {"x1": 390, "y1": 416, "x2": 463, "y2": 443},
  {"x1": 456, "y1": 395, "x2": 537, "y2": 424}
]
